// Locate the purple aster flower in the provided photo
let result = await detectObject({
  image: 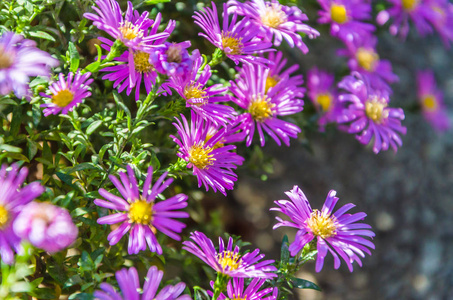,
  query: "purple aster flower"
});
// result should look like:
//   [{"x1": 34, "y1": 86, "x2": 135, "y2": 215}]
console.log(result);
[
  {"x1": 228, "y1": 63, "x2": 303, "y2": 147},
  {"x1": 317, "y1": 0, "x2": 375, "y2": 44},
  {"x1": 100, "y1": 38, "x2": 159, "y2": 101},
  {"x1": 376, "y1": 0, "x2": 437, "y2": 39},
  {"x1": 84, "y1": 0, "x2": 172, "y2": 51},
  {"x1": 183, "y1": 231, "x2": 277, "y2": 278},
  {"x1": 170, "y1": 113, "x2": 244, "y2": 196},
  {"x1": 166, "y1": 55, "x2": 236, "y2": 125},
  {"x1": 210, "y1": 277, "x2": 278, "y2": 300},
  {"x1": 417, "y1": 70, "x2": 450, "y2": 132},
  {"x1": 94, "y1": 266, "x2": 191, "y2": 300},
  {"x1": 0, "y1": 164, "x2": 45, "y2": 264},
  {"x1": 94, "y1": 165, "x2": 189, "y2": 255},
  {"x1": 150, "y1": 41, "x2": 194, "y2": 77},
  {"x1": 193, "y1": 2, "x2": 274, "y2": 65},
  {"x1": 13, "y1": 202, "x2": 78, "y2": 253},
  {"x1": 338, "y1": 36, "x2": 398, "y2": 93},
  {"x1": 271, "y1": 186, "x2": 375, "y2": 272},
  {"x1": 263, "y1": 51, "x2": 305, "y2": 97},
  {"x1": 336, "y1": 73, "x2": 406, "y2": 154},
  {"x1": 426, "y1": 0, "x2": 453, "y2": 48},
  {"x1": 307, "y1": 67, "x2": 342, "y2": 128},
  {"x1": 226, "y1": 0, "x2": 320, "y2": 53},
  {"x1": 40, "y1": 71, "x2": 93, "y2": 116},
  {"x1": 0, "y1": 31, "x2": 58, "y2": 98}
]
